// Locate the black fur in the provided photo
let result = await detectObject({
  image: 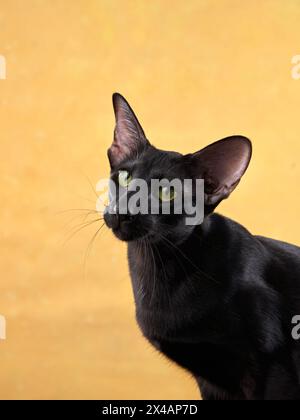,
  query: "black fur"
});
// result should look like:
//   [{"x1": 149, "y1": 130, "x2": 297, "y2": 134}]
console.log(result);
[{"x1": 104, "y1": 93, "x2": 300, "y2": 400}]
